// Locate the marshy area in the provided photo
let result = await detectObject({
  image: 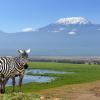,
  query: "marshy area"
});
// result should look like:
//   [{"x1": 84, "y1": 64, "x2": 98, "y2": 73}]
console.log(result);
[{"x1": 1, "y1": 59, "x2": 100, "y2": 100}]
